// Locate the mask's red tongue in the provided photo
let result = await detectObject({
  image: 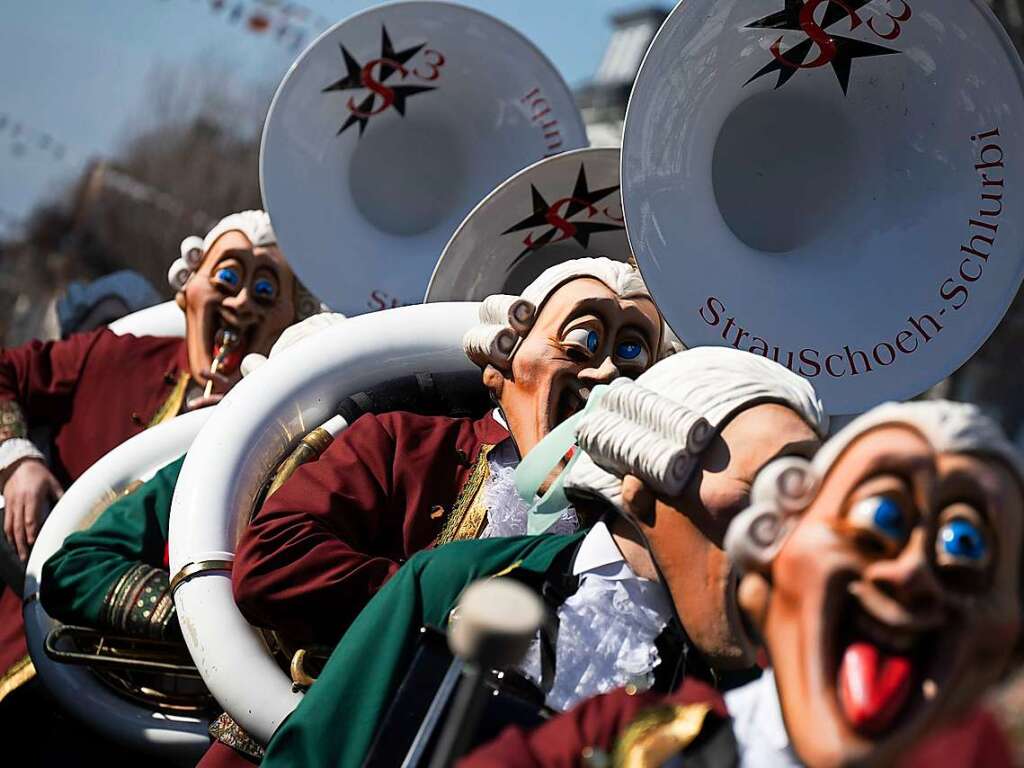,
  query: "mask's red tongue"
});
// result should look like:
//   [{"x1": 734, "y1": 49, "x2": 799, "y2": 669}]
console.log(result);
[{"x1": 839, "y1": 641, "x2": 913, "y2": 735}]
